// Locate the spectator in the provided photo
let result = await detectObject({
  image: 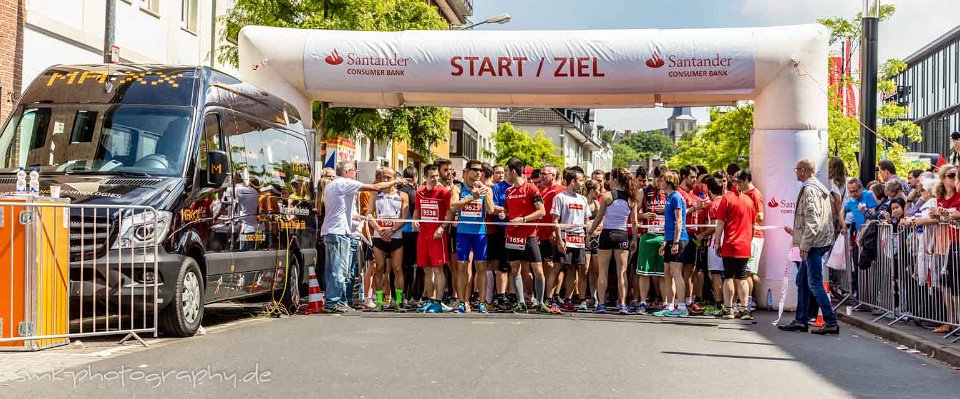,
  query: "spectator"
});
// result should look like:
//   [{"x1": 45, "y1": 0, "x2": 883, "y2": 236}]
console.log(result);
[
  {"x1": 877, "y1": 160, "x2": 910, "y2": 197},
  {"x1": 828, "y1": 157, "x2": 848, "y2": 235},
  {"x1": 950, "y1": 131, "x2": 960, "y2": 166},
  {"x1": 779, "y1": 159, "x2": 839, "y2": 335},
  {"x1": 843, "y1": 178, "x2": 878, "y2": 233},
  {"x1": 320, "y1": 161, "x2": 402, "y2": 313}
]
